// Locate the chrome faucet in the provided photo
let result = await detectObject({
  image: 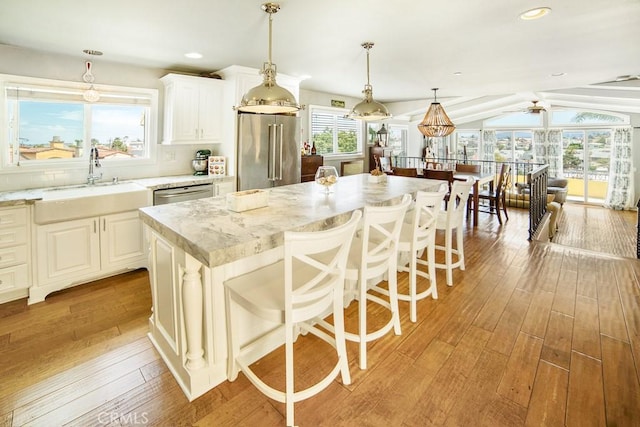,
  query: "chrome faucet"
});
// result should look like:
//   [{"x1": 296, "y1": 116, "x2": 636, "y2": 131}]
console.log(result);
[{"x1": 87, "y1": 147, "x2": 102, "y2": 185}]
